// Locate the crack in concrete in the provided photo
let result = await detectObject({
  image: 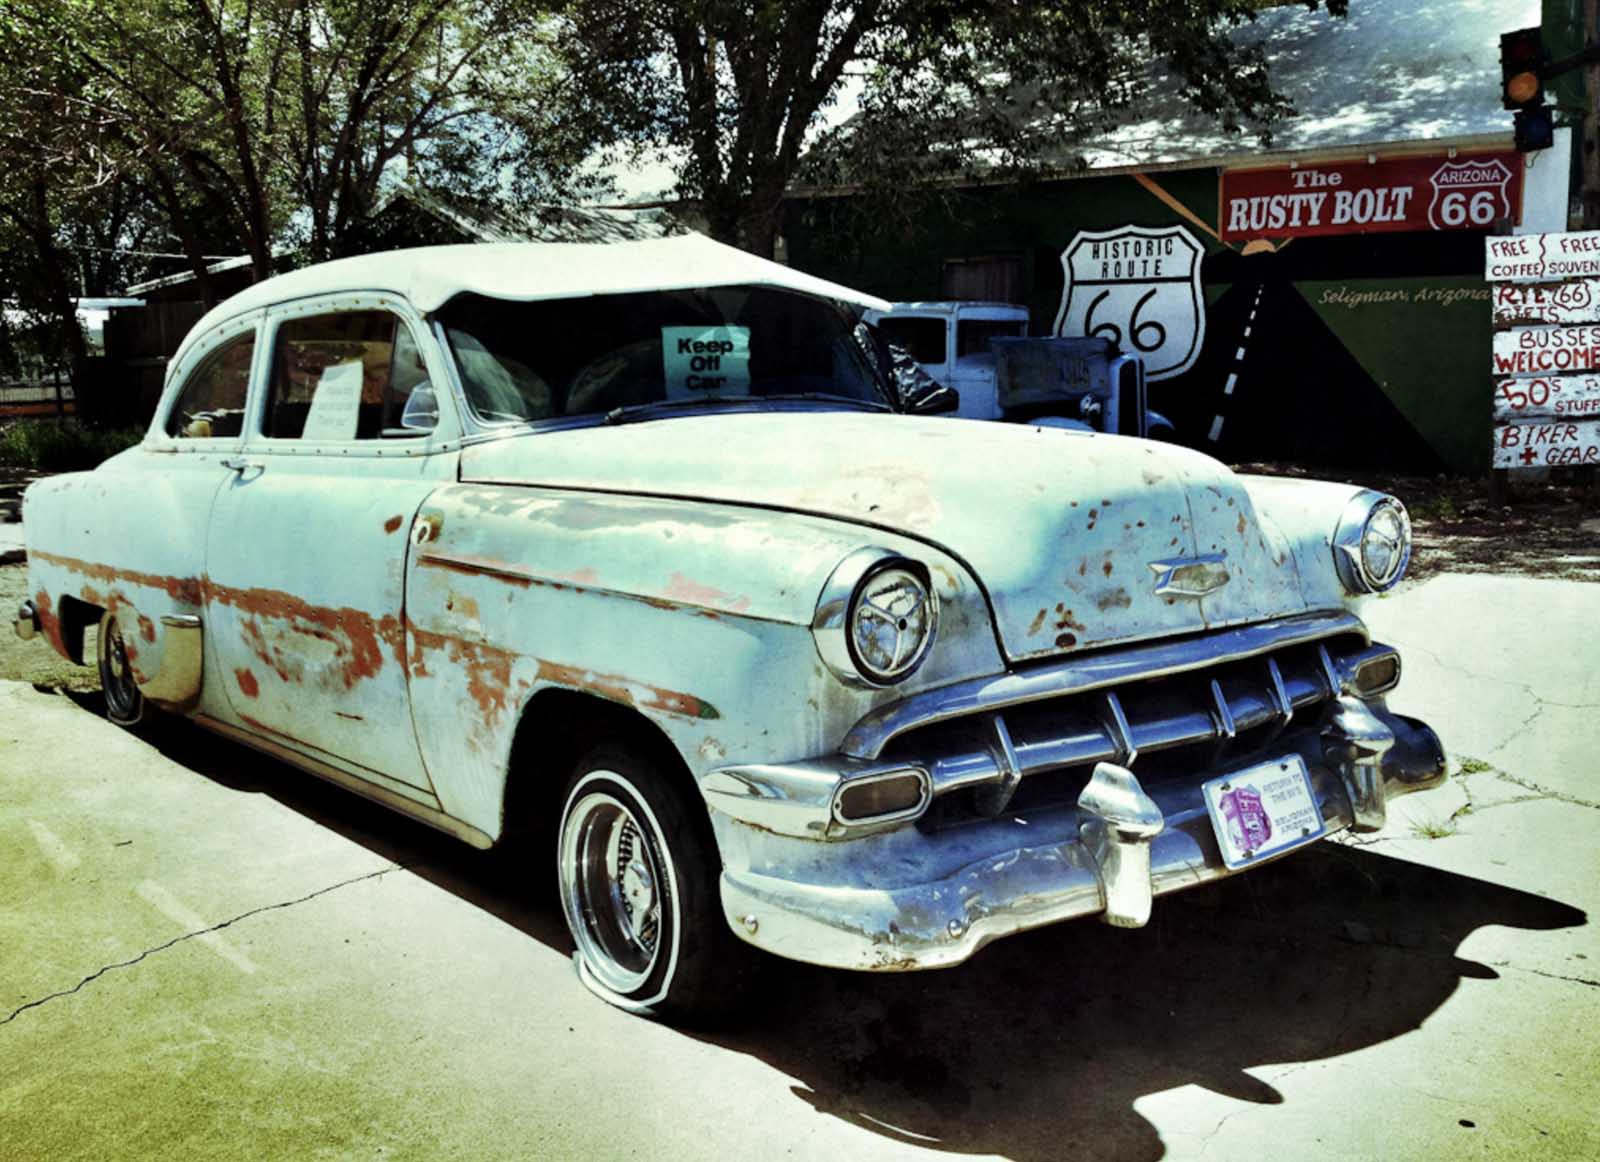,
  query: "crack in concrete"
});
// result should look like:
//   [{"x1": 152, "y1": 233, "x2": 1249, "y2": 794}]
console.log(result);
[
  {"x1": 1, "y1": 864, "x2": 402, "y2": 1027},
  {"x1": 1490, "y1": 770, "x2": 1600, "y2": 811},
  {"x1": 1385, "y1": 636, "x2": 1600, "y2": 712},
  {"x1": 1487, "y1": 962, "x2": 1600, "y2": 989}
]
